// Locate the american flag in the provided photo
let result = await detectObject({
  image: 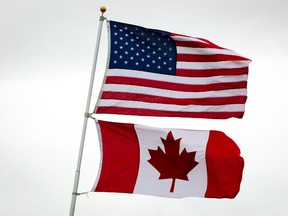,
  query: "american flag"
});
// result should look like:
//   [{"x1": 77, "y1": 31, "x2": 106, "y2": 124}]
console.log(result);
[{"x1": 95, "y1": 20, "x2": 251, "y2": 119}]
